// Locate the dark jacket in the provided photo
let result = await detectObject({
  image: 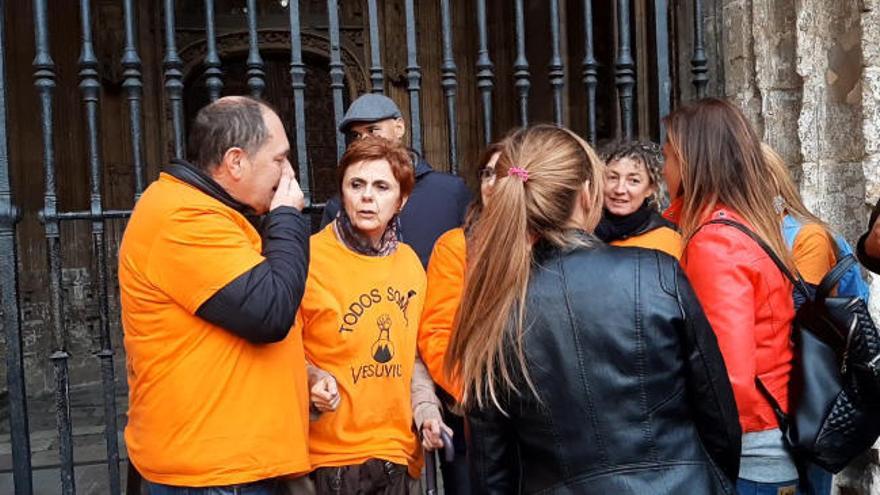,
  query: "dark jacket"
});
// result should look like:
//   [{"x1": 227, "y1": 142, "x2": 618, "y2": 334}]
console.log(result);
[
  {"x1": 857, "y1": 198, "x2": 880, "y2": 274},
  {"x1": 467, "y1": 242, "x2": 741, "y2": 495},
  {"x1": 321, "y1": 157, "x2": 471, "y2": 267}
]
